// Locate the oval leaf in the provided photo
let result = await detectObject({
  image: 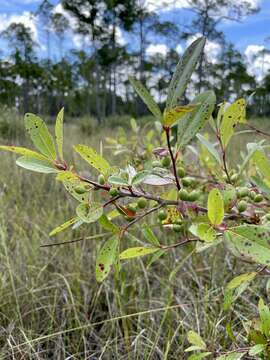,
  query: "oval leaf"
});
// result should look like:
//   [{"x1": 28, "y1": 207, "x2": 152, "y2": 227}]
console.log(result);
[
  {"x1": 24, "y1": 113, "x2": 56, "y2": 160},
  {"x1": 96, "y1": 236, "x2": 118, "y2": 282},
  {"x1": 16, "y1": 156, "x2": 57, "y2": 173},
  {"x1": 74, "y1": 144, "x2": 110, "y2": 174},
  {"x1": 55, "y1": 107, "x2": 64, "y2": 161},
  {"x1": 207, "y1": 188, "x2": 224, "y2": 226},
  {"x1": 0, "y1": 145, "x2": 48, "y2": 161},
  {"x1": 76, "y1": 202, "x2": 103, "y2": 223},
  {"x1": 119, "y1": 247, "x2": 159, "y2": 260}
]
